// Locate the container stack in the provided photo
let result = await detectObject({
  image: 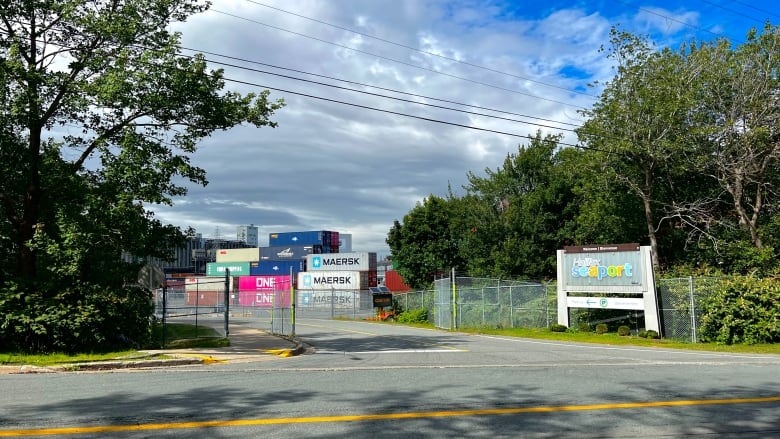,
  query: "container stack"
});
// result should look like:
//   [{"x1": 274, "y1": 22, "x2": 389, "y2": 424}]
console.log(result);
[{"x1": 191, "y1": 230, "x2": 374, "y2": 311}]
